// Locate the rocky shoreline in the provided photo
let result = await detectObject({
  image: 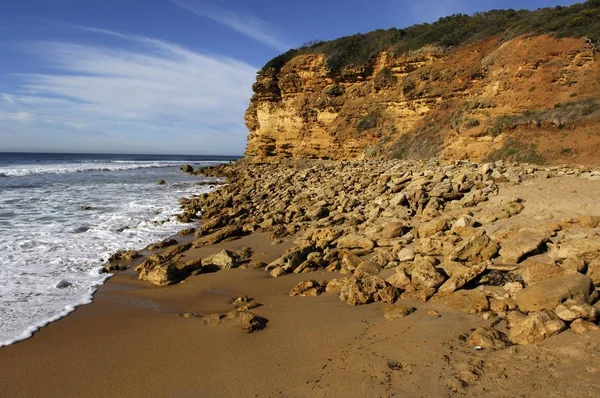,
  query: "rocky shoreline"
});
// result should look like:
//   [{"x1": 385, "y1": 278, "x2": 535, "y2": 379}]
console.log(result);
[{"x1": 105, "y1": 158, "x2": 600, "y2": 347}]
